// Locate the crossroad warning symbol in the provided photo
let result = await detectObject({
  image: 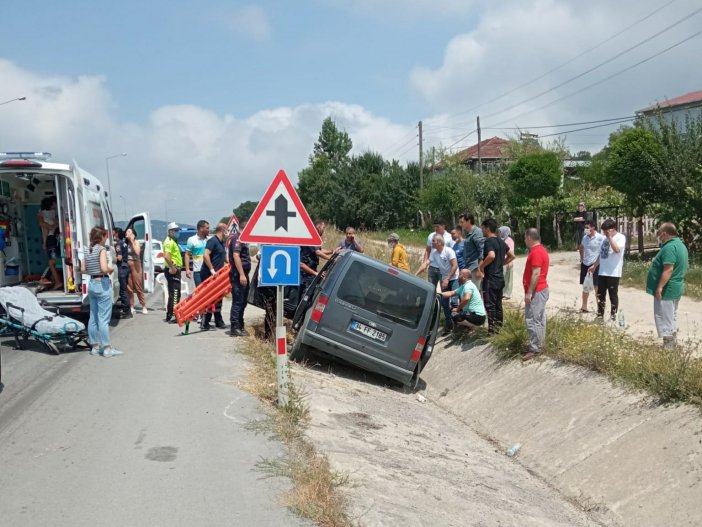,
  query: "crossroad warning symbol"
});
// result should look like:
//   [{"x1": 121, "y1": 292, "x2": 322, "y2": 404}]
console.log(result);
[{"x1": 238, "y1": 170, "x2": 322, "y2": 246}]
